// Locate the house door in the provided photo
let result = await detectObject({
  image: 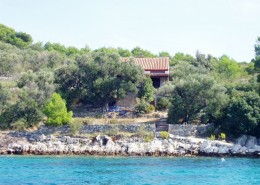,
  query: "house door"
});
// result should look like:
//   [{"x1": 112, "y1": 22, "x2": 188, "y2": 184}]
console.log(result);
[{"x1": 151, "y1": 78, "x2": 160, "y2": 88}]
